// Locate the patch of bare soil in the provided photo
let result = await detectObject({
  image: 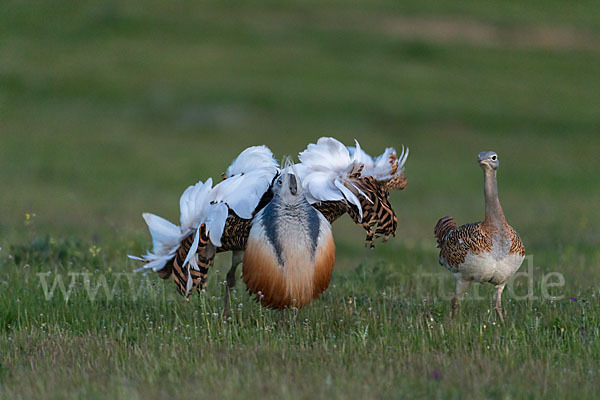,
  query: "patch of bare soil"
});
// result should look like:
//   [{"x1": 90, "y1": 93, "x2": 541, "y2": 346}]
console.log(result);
[{"x1": 375, "y1": 16, "x2": 600, "y2": 51}]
